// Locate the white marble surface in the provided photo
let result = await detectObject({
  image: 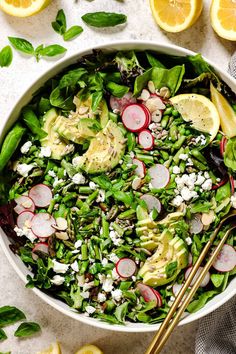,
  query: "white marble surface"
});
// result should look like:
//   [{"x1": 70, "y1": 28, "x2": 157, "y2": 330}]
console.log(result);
[{"x1": 0, "y1": 1, "x2": 235, "y2": 353}]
